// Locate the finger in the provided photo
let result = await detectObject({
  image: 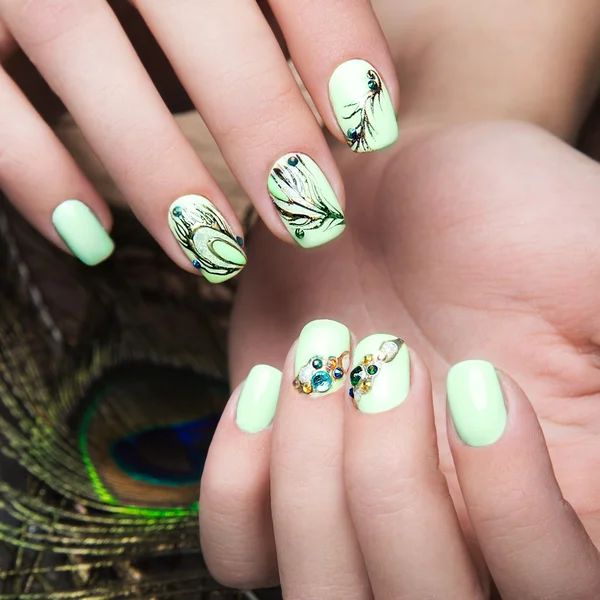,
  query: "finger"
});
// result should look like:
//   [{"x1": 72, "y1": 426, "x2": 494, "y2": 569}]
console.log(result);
[
  {"x1": 0, "y1": 20, "x2": 14, "y2": 61},
  {"x1": 0, "y1": 0, "x2": 246, "y2": 283},
  {"x1": 344, "y1": 335, "x2": 484, "y2": 599},
  {"x1": 268, "y1": 0, "x2": 399, "y2": 153},
  {"x1": 271, "y1": 319, "x2": 371, "y2": 599},
  {"x1": 447, "y1": 360, "x2": 600, "y2": 599},
  {"x1": 133, "y1": 0, "x2": 347, "y2": 249},
  {"x1": 200, "y1": 365, "x2": 282, "y2": 589},
  {"x1": 0, "y1": 66, "x2": 114, "y2": 265}
]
